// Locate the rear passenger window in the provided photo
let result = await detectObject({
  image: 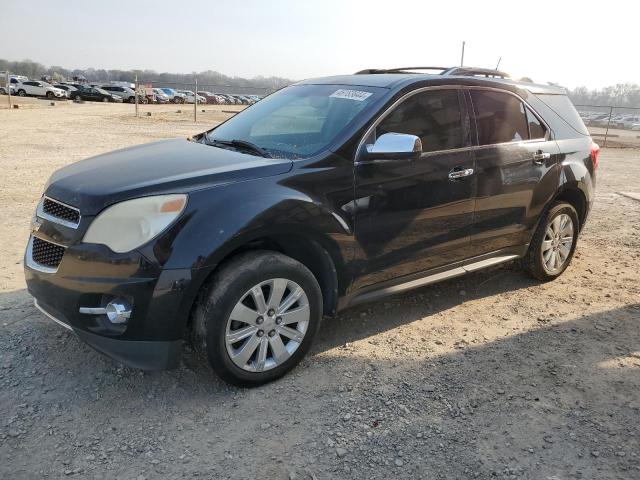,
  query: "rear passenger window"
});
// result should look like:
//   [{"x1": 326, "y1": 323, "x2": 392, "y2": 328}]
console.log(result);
[
  {"x1": 376, "y1": 89, "x2": 464, "y2": 153},
  {"x1": 526, "y1": 108, "x2": 546, "y2": 139},
  {"x1": 470, "y1": 91, "x2": 529, "y2": 145}
]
